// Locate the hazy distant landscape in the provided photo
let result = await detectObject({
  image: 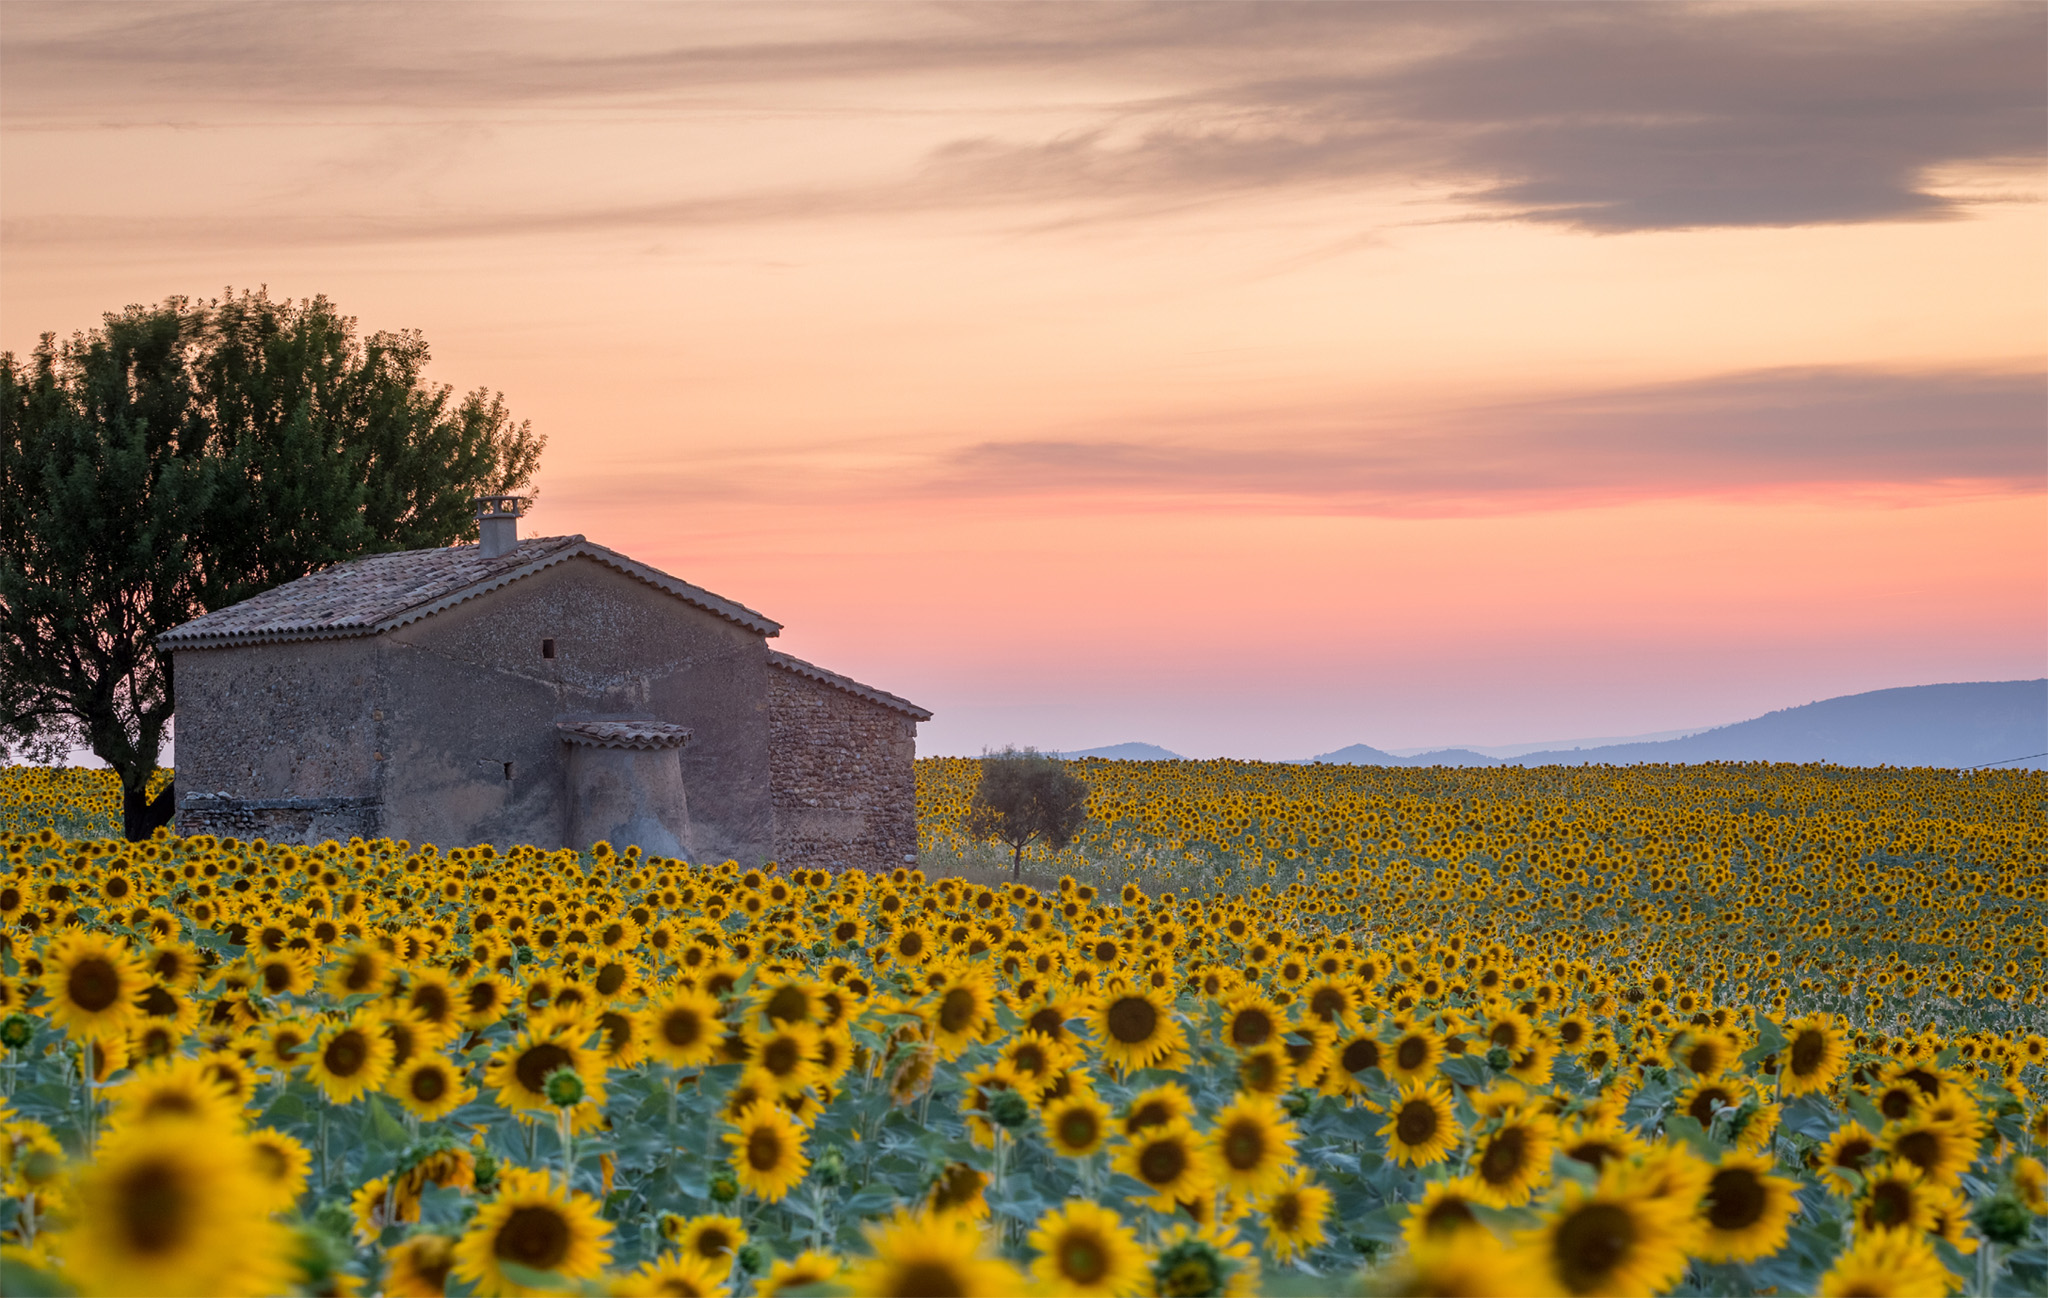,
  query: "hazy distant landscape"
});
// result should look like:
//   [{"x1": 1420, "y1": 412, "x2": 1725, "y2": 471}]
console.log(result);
[{"x1": 1061, "y1": 679, "x2": 2048, "y2": 770}]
